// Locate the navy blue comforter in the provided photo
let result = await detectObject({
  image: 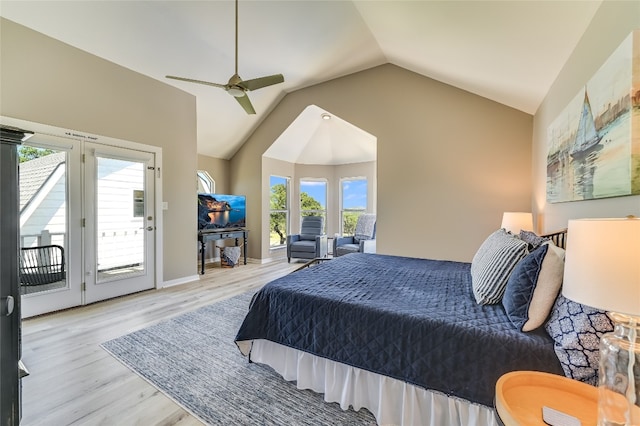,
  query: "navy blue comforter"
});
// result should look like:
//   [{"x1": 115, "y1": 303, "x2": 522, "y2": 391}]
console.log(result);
[{"x1": 235, "y1": 253, "x2": 563, "y2": 407}]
